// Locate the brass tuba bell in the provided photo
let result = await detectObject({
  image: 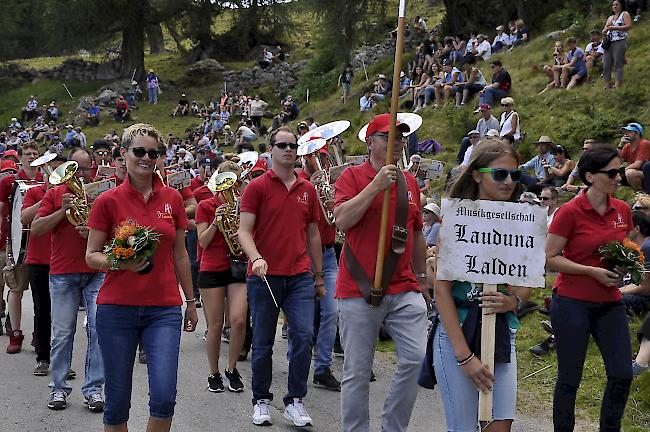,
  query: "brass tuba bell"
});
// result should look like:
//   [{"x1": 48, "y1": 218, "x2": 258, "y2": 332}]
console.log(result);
[
  {"x1": 208, "y1": 171, "x2": 243, "y2": 257},
  {"x1": 48, "y1": 161, "x2": 90, "y2": 226}
]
